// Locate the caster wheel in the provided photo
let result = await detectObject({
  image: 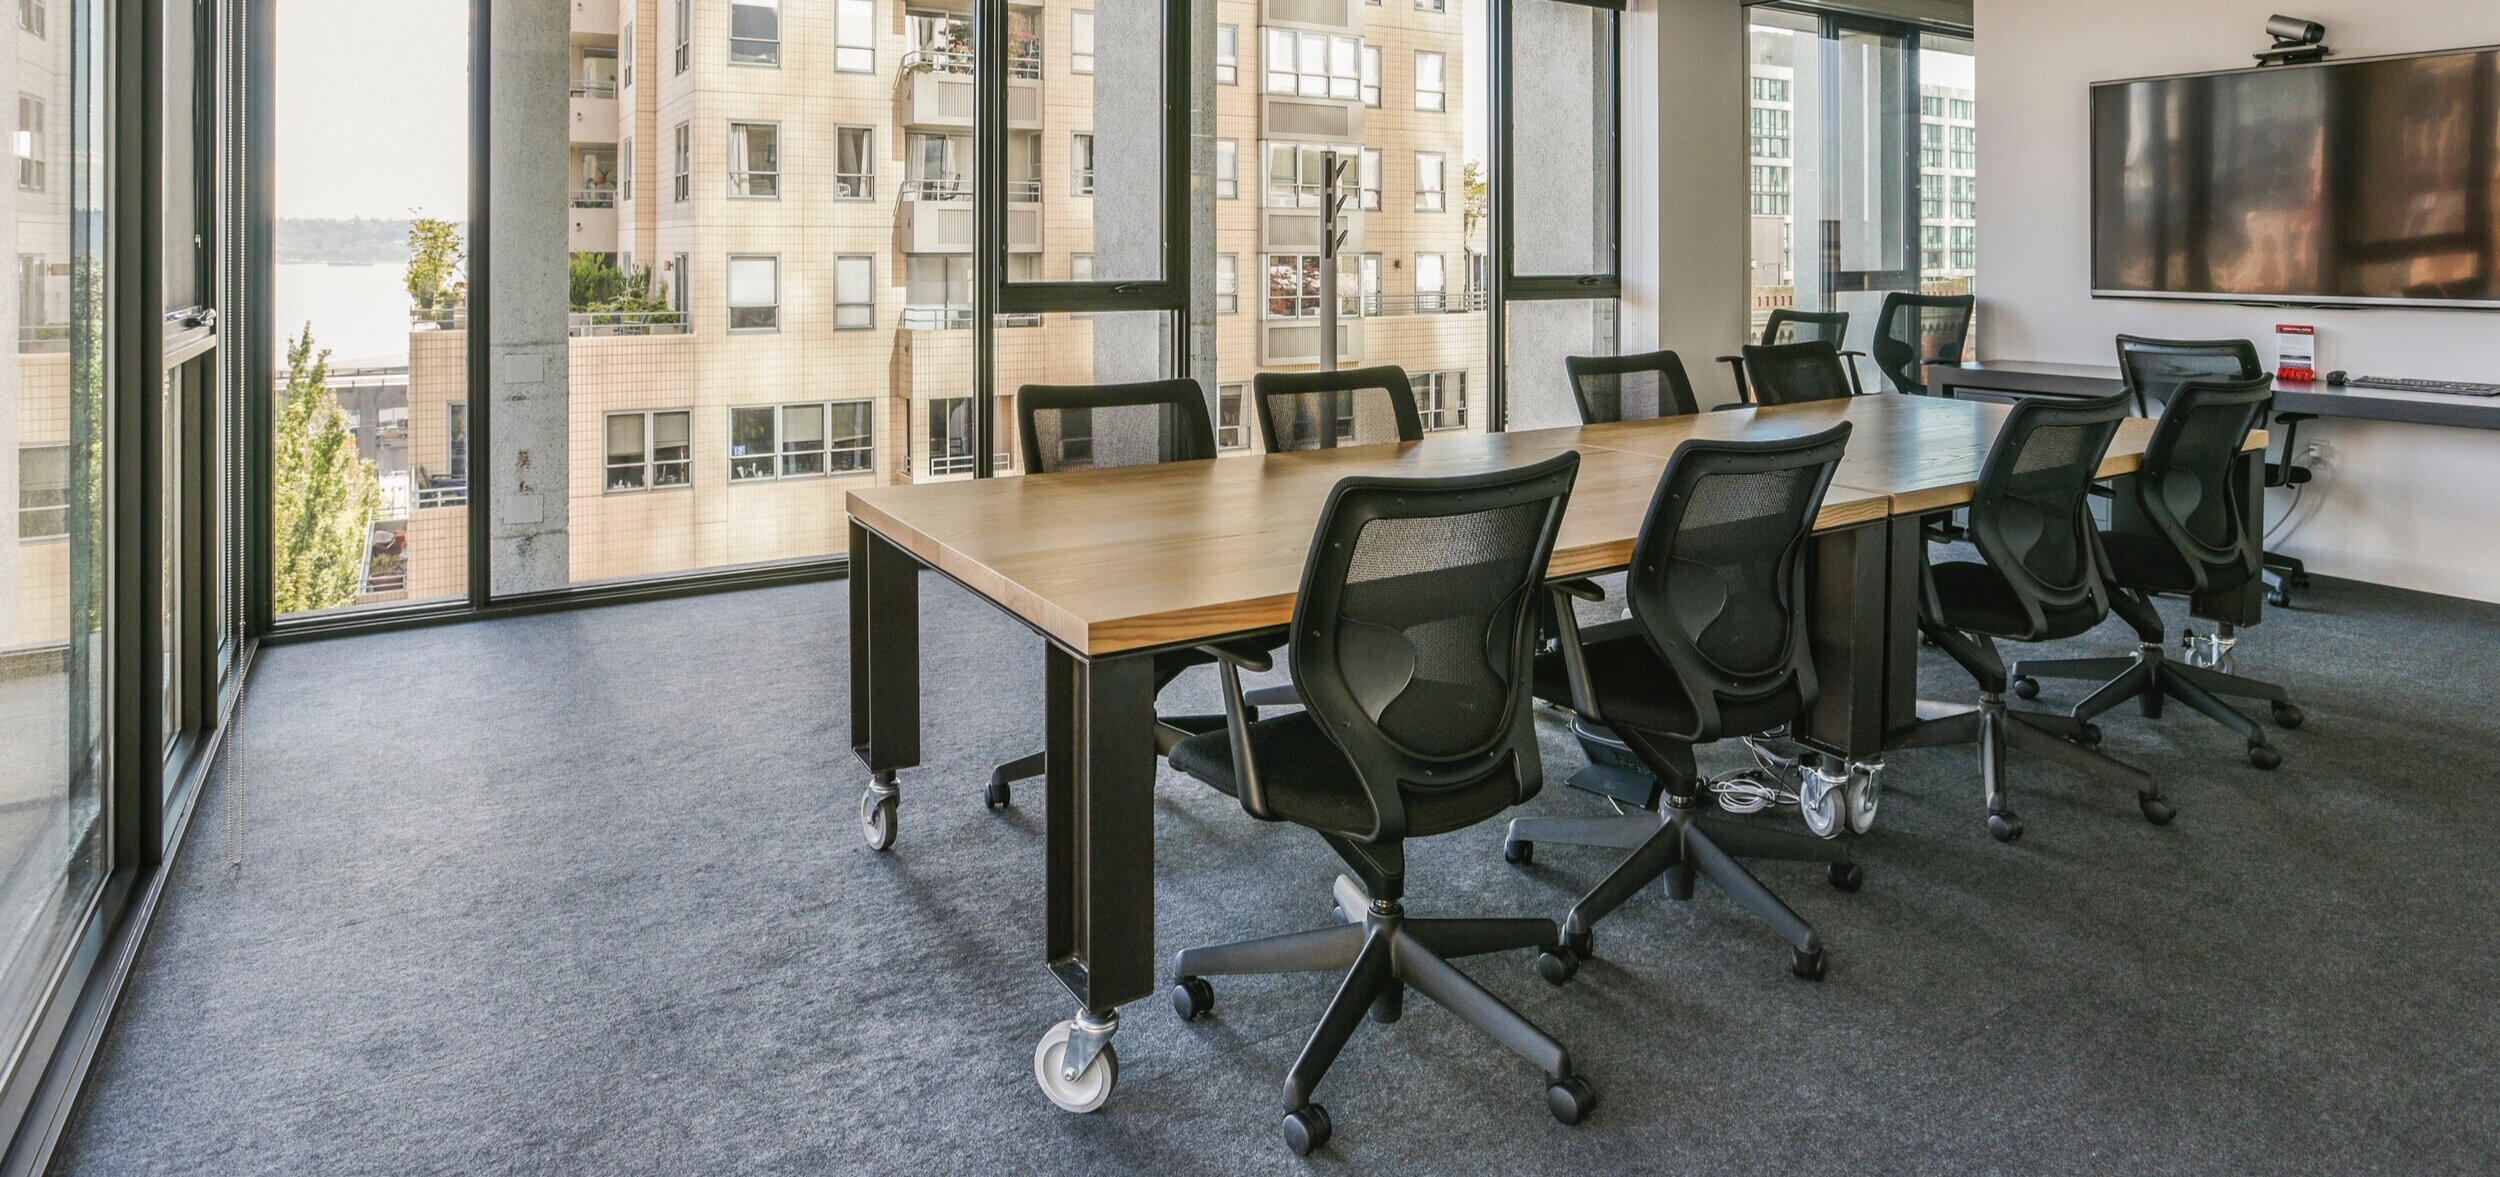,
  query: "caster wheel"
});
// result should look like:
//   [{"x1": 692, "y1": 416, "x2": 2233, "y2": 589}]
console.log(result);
[
  {"x1": 1283, "y1": 1104, "x2": 1333, "y2": 1156},
  {"x1": 1790, "y1": 946, "x2": 1827, "y2": 982},
  {"x1": 984, "y1": 780, "x2": 1011, "y2": 811},
  {"x1": 2072, "y1": 723, "x2": 2103, "y2": 748},
  {"x1": 1564, "y1": 926, "x2": 1593, "y2": 960},
  {"x1": 2248, "y1": 743, "x2": 2281, "y2": 771},
  {"x1": 1535, "y1": 948, "x2": 1579, "y2": 987},
  {"x1": 1370, "y1": 984, "x2": 1404, "y2": 1024},
  {"x1": 2272, "y1": 702, "x2": 2304, "y2": 730},
  {"x1": 860, "y1": 790, "x2": 899, "y2": 852},
  {"x1": 1172, "y1": 976, "x2": 1213, "y2": 1022},
  {"x1": 1033, "y1": 1020, "x2": 1118, "y2": 1113},
  {"x1": 1987, "y1": 812, "x2": 2024, "y2": 843},
  {"x1": 1504, "y1": 839, "x2": 1534, "y2": 866},
  {"x1": 2139, "y1": 793, "x2": 2175, "y2": 826},
  {"x1": 2267, "y1": 588, "x2": 2290, "y2": 608},
  {"x1": 1798, "y1": 768, "x2": 1844, "y2": 839},
  {"x1": 1666, "y1": 869, "x2": 1696, "y2": 901},
  {"x1": 2012, "y1": 675, "x2": 2040, "y2": 700},
  {"x1": 1546, "y1": 1076, "x2": 1597, "y2": 1125},
  {"x1": 1828, "y1": 861, "x2": 1864, "y2": 893}
]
